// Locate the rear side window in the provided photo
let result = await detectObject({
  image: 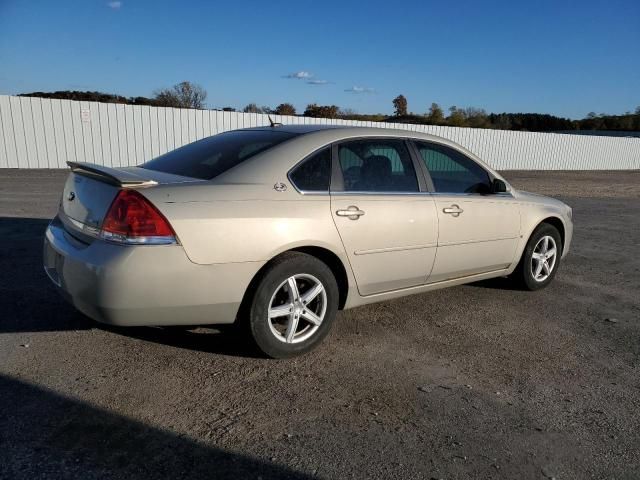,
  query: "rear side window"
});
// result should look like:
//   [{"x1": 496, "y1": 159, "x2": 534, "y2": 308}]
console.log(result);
[
  {"x1": 415, "y1": 141, "x2": 491, "y2": 194},
  {"x1": 337, "y1": 139, "x2": 418, "y2": 192},
  {"x1": 142, "y1": 130, "x2": 297, "y2": 180},
  {"x1": 289, "y1": 148, "x2": 331, "y2": 192}
]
